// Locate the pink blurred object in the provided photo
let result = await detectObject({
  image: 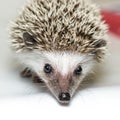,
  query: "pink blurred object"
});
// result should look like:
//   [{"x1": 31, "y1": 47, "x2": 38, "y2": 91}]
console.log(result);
[{"x1": 102, "y1": 10, "x2": 120, "y2": 37}]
